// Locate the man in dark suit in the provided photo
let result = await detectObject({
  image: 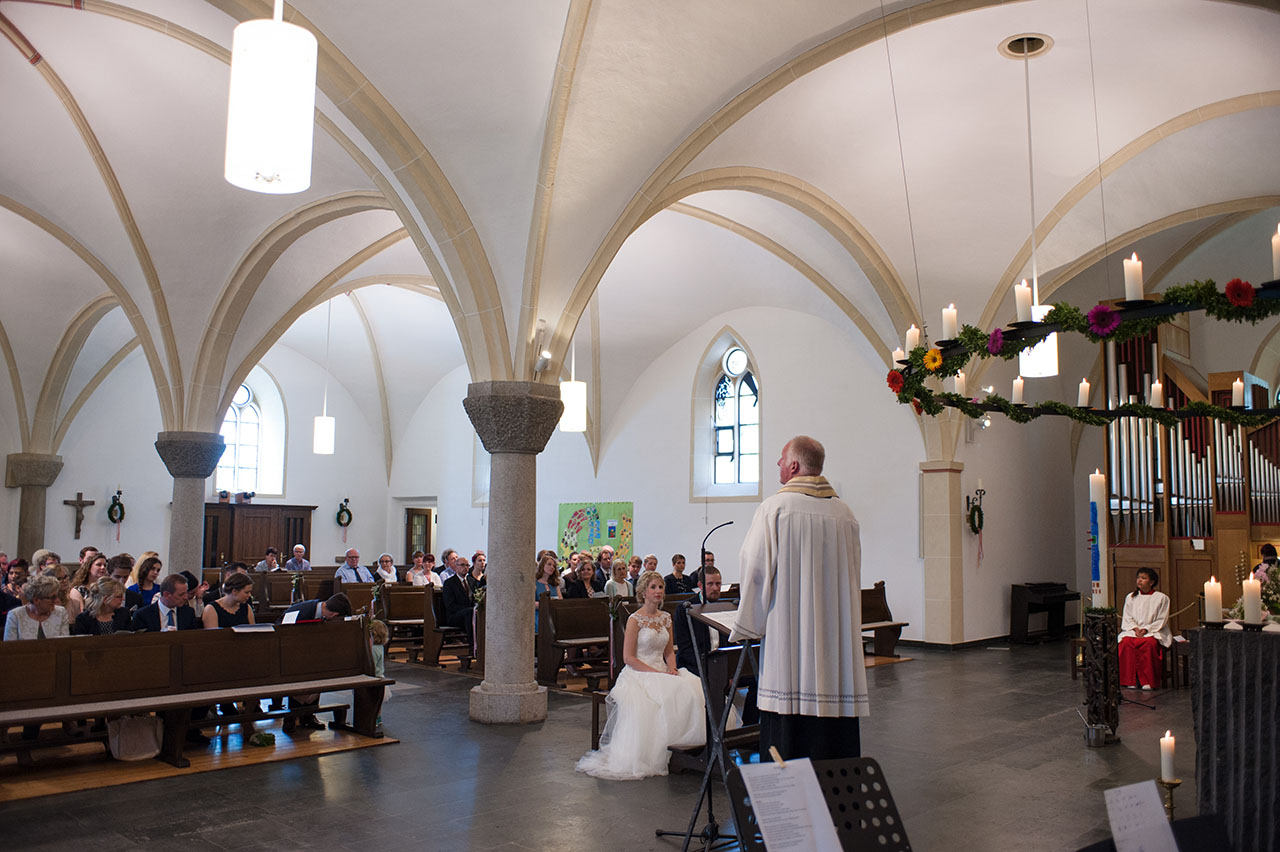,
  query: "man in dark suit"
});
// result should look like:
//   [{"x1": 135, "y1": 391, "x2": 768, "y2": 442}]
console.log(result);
[
  {"x1": 593, "y1": 546, "x2": 614, "y2": 591},
  {"x1": 442, "y1": 568, "x2": 475, "y2": 643},
  {"x1": 131, "y1": 574, "x2": 199, "y2": 632},
  {"x1": 285, "y1": 594, "x2": 352, "y2": 621},
  {"x1": 674, "y1": 566, "x2": 757, "y2": 724}
]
